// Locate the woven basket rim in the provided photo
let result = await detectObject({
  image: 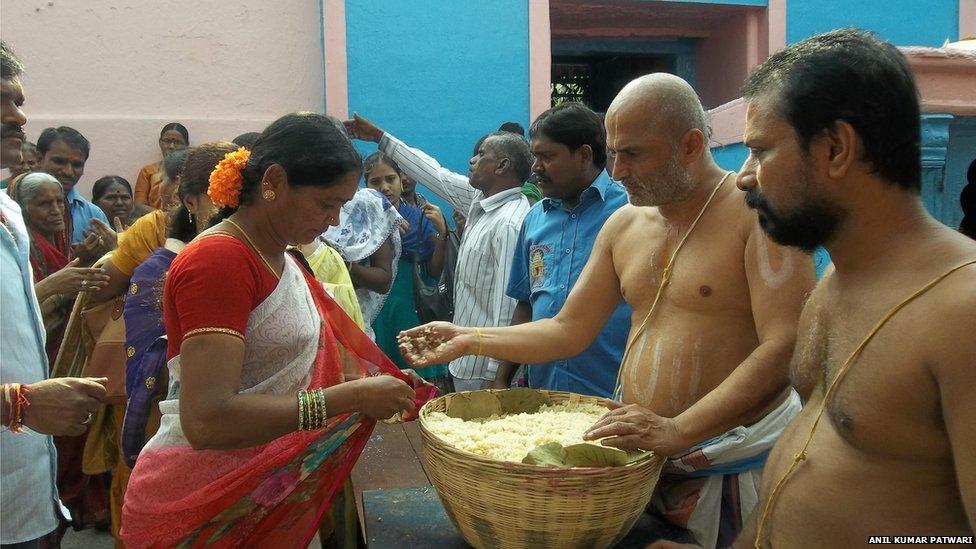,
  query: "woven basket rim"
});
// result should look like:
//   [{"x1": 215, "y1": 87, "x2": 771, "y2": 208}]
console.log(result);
[{"x1": 419, "y1": 388, "x2": 659, "y2": 472}]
